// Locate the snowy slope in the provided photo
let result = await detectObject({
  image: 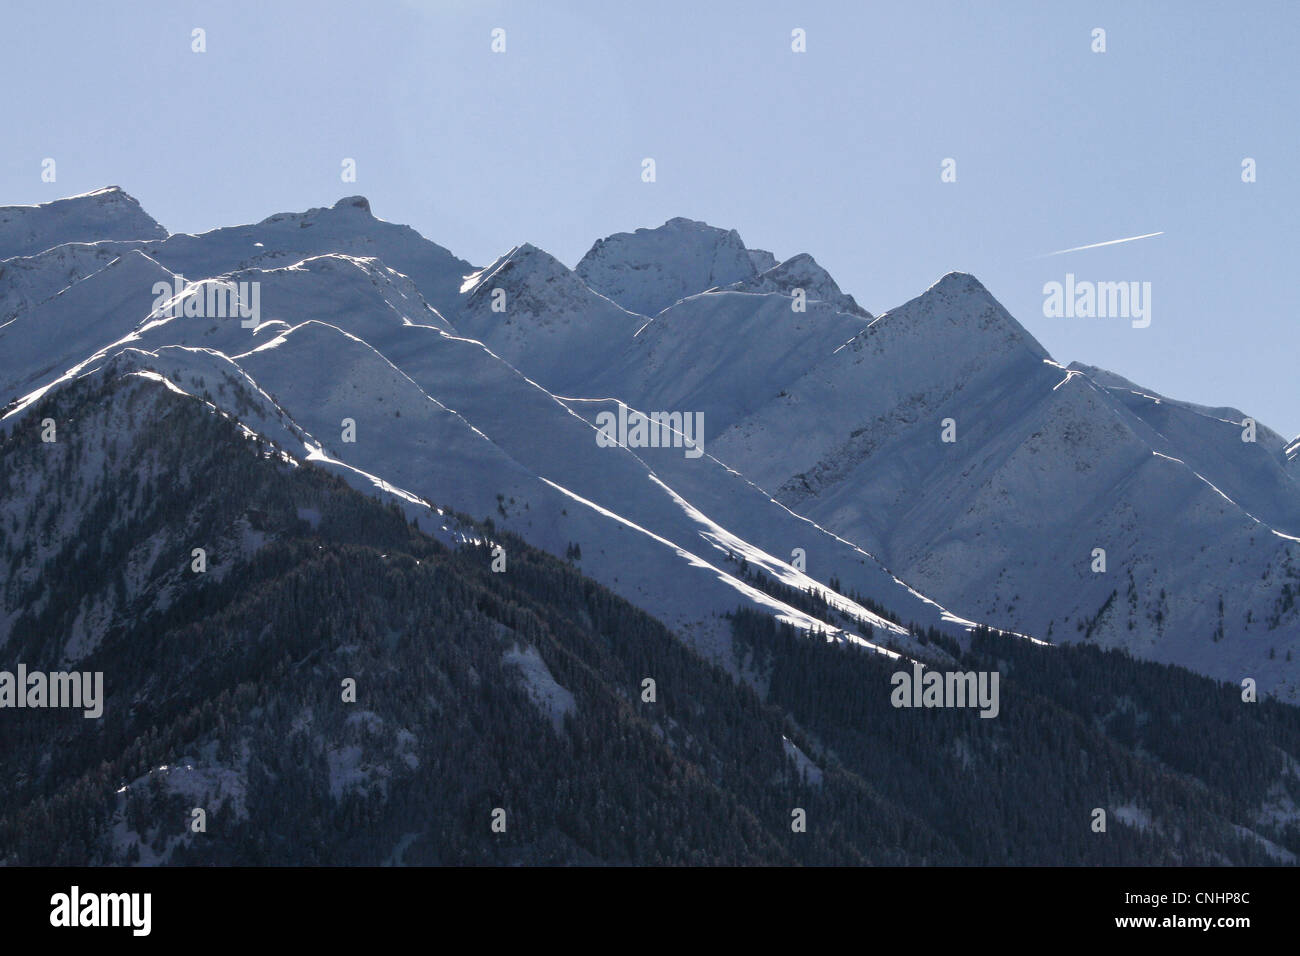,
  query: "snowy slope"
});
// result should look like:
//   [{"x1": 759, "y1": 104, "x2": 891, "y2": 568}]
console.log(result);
[
  {"x1": 581, "y1": 290, "x2": 868, "y2": 438},
  {"x1": 0, "y1": 249, "x2": 176, "y2": 401},
  {"x1": 705, "y1": 273, "x2": 1300, "y2": 697},
  {"x1": 0, "y1": 187, "x2": 166, "y2": 259},
  {"x1": 0, "y1": 242, "x2": 129, "y2": 324},
  {"x1": 453, "y1": 243, "x2": 640, "y2": 393},
  {"x1": 109, "y1": 335, "x2": 933, "y2": 663},
  {"x1": 713, "y1": 272, "x2": 1051, "y2": 495},
  {"x1": 1069, "y1": 361, "x2": 1300, "y2": 534}
]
